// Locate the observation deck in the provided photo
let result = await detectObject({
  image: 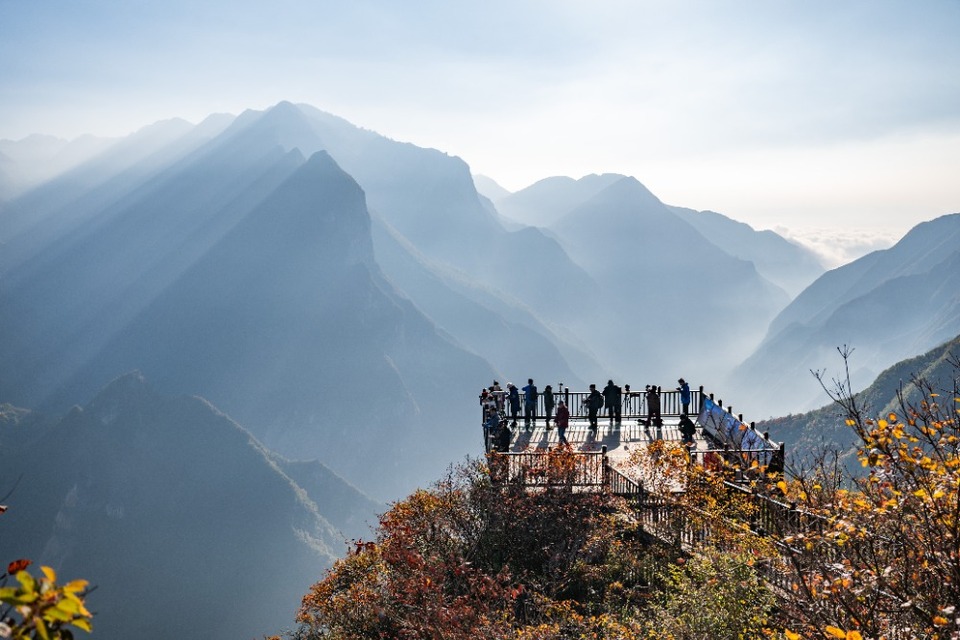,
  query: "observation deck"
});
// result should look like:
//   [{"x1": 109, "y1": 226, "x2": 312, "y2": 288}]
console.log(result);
[{"x1": 481, "y1": 385, "x2": 784, "y2": 474}]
